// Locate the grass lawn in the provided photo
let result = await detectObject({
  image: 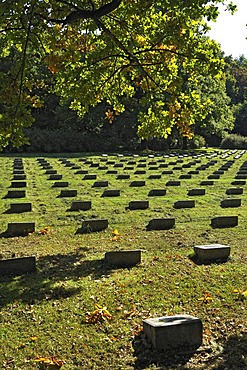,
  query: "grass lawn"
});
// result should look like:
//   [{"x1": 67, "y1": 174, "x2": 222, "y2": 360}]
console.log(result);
[{"x1": 0, "y1": 149, "x2": 246, "y2": 369}]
